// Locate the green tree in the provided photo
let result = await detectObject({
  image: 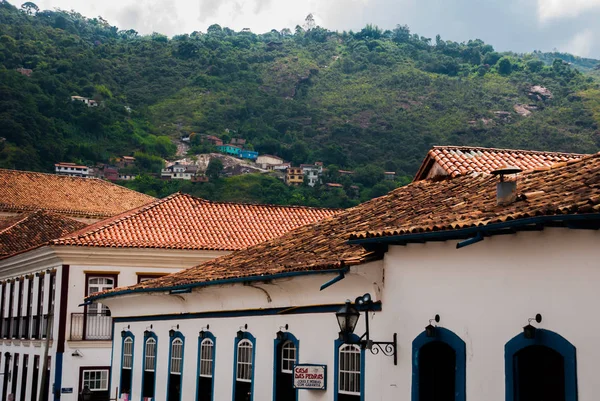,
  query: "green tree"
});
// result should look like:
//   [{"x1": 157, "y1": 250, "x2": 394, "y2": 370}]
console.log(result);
[
  {"x1": 206, "y1": 158, "x2": 224, "y2": 180},
  {"x1": 21, "y1": 2, "x2": 38, "y2": 15},
  {"x1": 497, "y1": 57, "x2": 512, "y2": 75}
]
